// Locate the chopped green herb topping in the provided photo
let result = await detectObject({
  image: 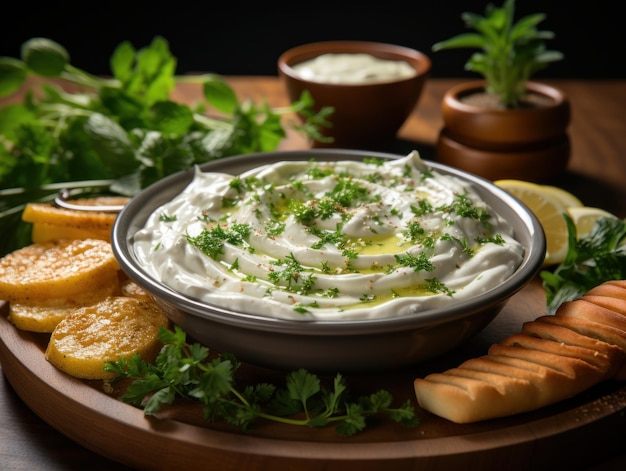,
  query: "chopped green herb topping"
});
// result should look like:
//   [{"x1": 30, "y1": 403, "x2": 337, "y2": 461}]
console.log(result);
[
  {"x1": 425, "y1": 278, "x2": 455, "y2": 296},
  {"x1": 159, "y1": 213, "x2": 177, "y2": 222},
  {"x1": 440, "y1": 193, "x2": 491, "y2": 226},
  {"x1": 269, "y1": 253, "x2": 317, "y2": 294},
  {"x1": 393, "y1": 251, "x2": 435, "y2": 273},
  {"x1": 187, "y1": 223, "x2": 251, "y2": 259}
]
